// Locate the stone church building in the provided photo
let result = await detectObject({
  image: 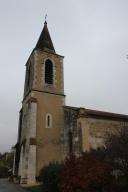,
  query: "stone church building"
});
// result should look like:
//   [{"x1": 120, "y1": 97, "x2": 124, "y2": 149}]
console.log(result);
[{"x1": 14, "y1": 21, "x2": 128, "y2": 184}]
